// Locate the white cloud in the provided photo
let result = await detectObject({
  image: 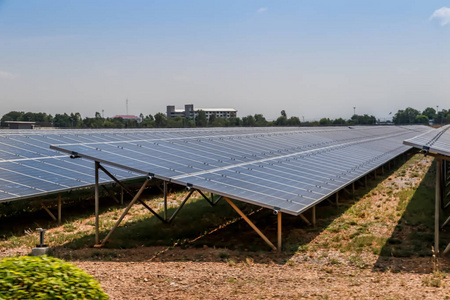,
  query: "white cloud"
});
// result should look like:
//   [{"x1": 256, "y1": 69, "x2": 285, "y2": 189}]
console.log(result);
[
  {"x1": 430, "y1": 7, "x2": 450, "y2": 26},
  {"x1": 257, "y1": 7, "x2": 267, "y2": 14},
  {"x1": 0, "y1": 71, "x2": 18, "y2": 79}
]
